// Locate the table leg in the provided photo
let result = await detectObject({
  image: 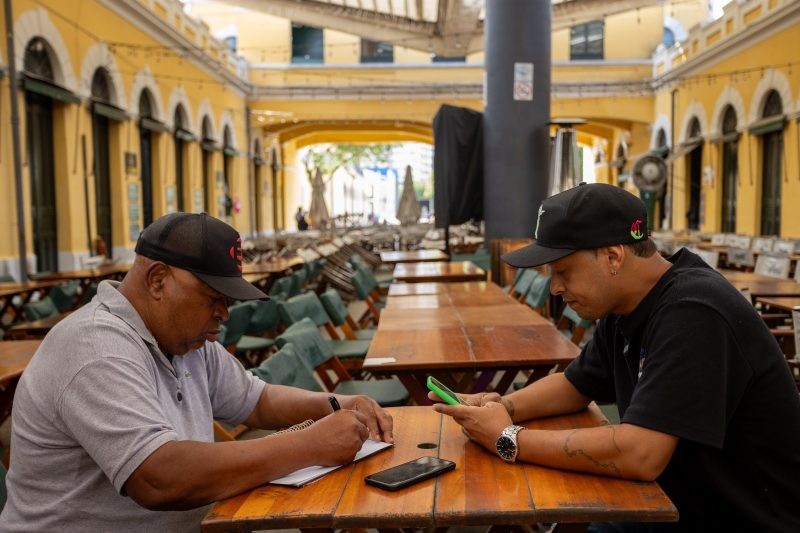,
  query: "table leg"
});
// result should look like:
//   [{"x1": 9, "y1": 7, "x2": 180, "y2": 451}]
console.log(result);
[{"x1": 395, "y1": 373, "x2": 434, "y2": 405}]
